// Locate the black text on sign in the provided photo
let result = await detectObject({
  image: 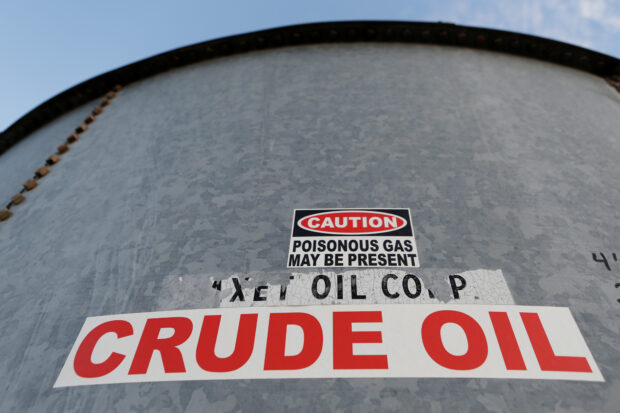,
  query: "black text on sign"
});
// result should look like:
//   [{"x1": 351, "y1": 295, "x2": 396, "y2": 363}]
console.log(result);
[{"x1": 288, "y1": 209, "x2": 419, "y2": 268}]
